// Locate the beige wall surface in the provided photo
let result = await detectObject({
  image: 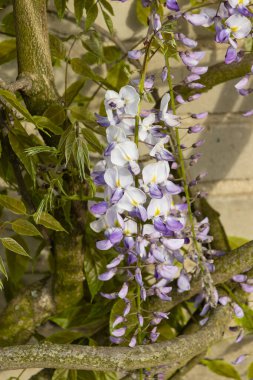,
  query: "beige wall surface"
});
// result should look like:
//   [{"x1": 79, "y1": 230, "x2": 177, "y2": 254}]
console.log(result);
[{"x1": 0, "y1": 1, "x2": 253, "y2": 379}]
